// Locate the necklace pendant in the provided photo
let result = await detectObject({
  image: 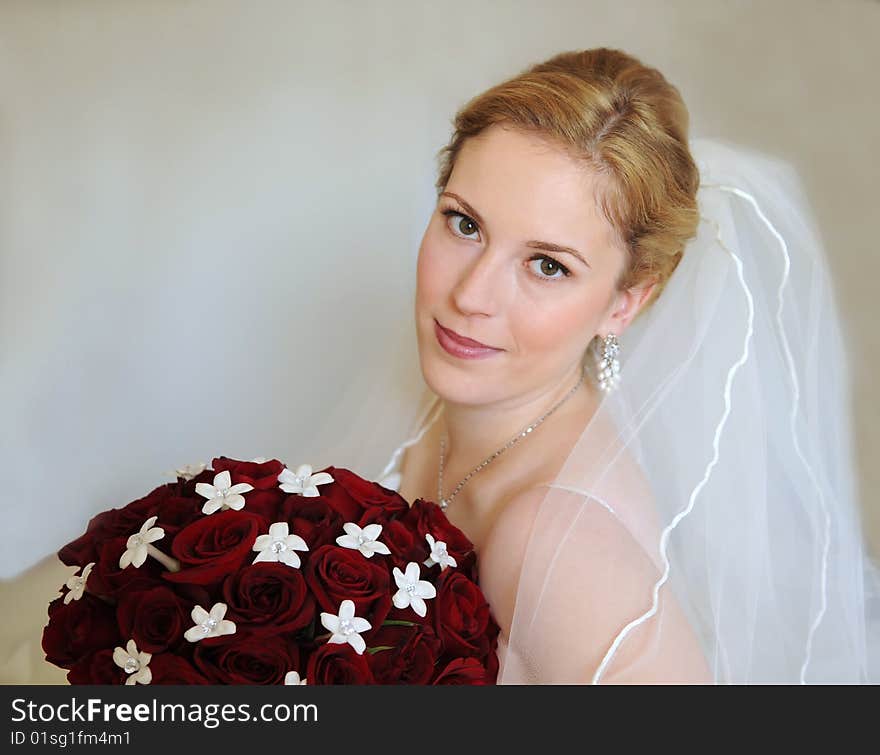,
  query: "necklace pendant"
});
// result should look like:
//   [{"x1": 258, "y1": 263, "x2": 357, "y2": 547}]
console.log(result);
[{"x1": 439, "y1": 499, "x2": 448, "y2": 510}]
